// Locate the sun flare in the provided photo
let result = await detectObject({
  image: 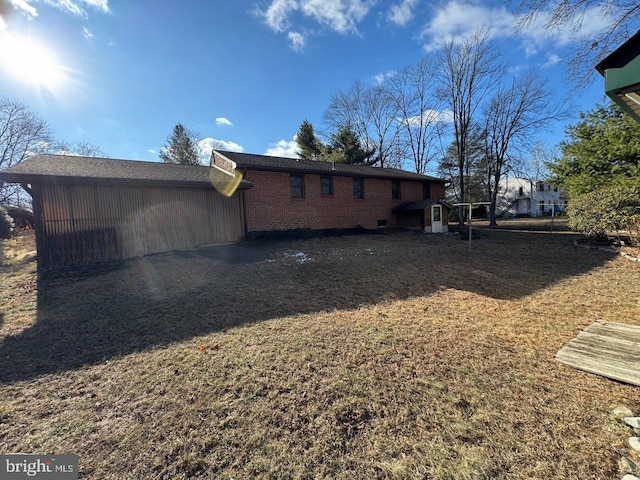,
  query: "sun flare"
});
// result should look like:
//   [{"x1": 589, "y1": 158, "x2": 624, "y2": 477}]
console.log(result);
[{"x1": 0, "y1": 31, "x2": 68, "y2": 92}]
